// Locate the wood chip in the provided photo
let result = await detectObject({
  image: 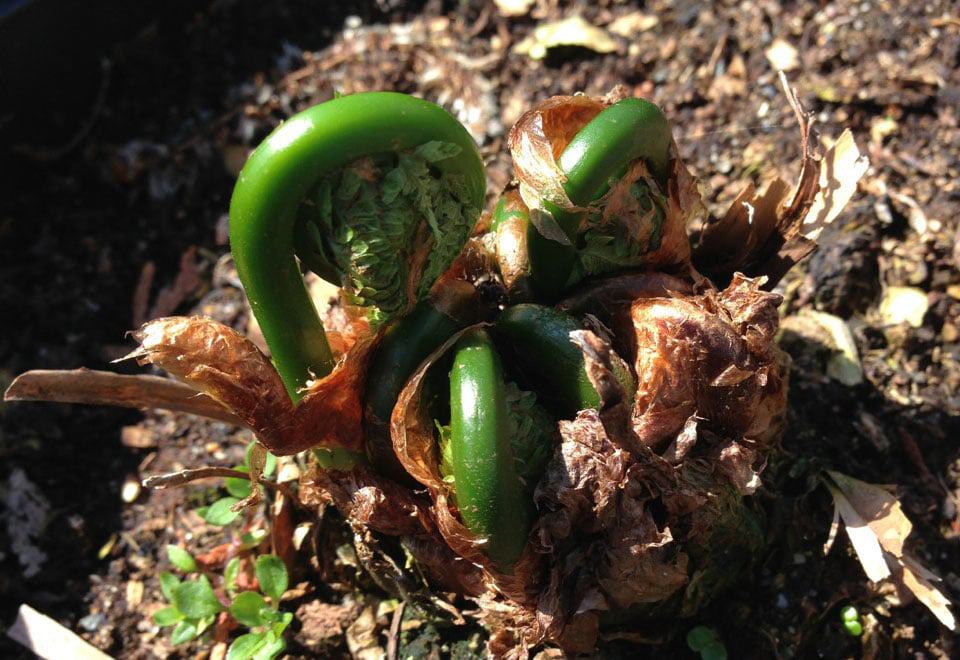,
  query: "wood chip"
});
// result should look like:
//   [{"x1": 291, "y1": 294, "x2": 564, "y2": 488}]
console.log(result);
[
  {"x1": 7, "y1": 604, "x2": 113, "y2": 659},
  {"x1": 120, "y1": 425, "x2": 158, "y2": 449}
]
